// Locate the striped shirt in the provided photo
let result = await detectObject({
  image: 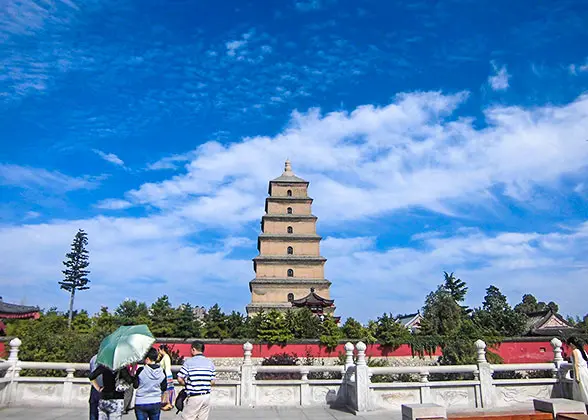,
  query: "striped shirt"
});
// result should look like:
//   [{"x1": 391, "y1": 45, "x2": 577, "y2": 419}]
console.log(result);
[{"x1": 178, "y1": 354, "x2": 216, "y2": 395}]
